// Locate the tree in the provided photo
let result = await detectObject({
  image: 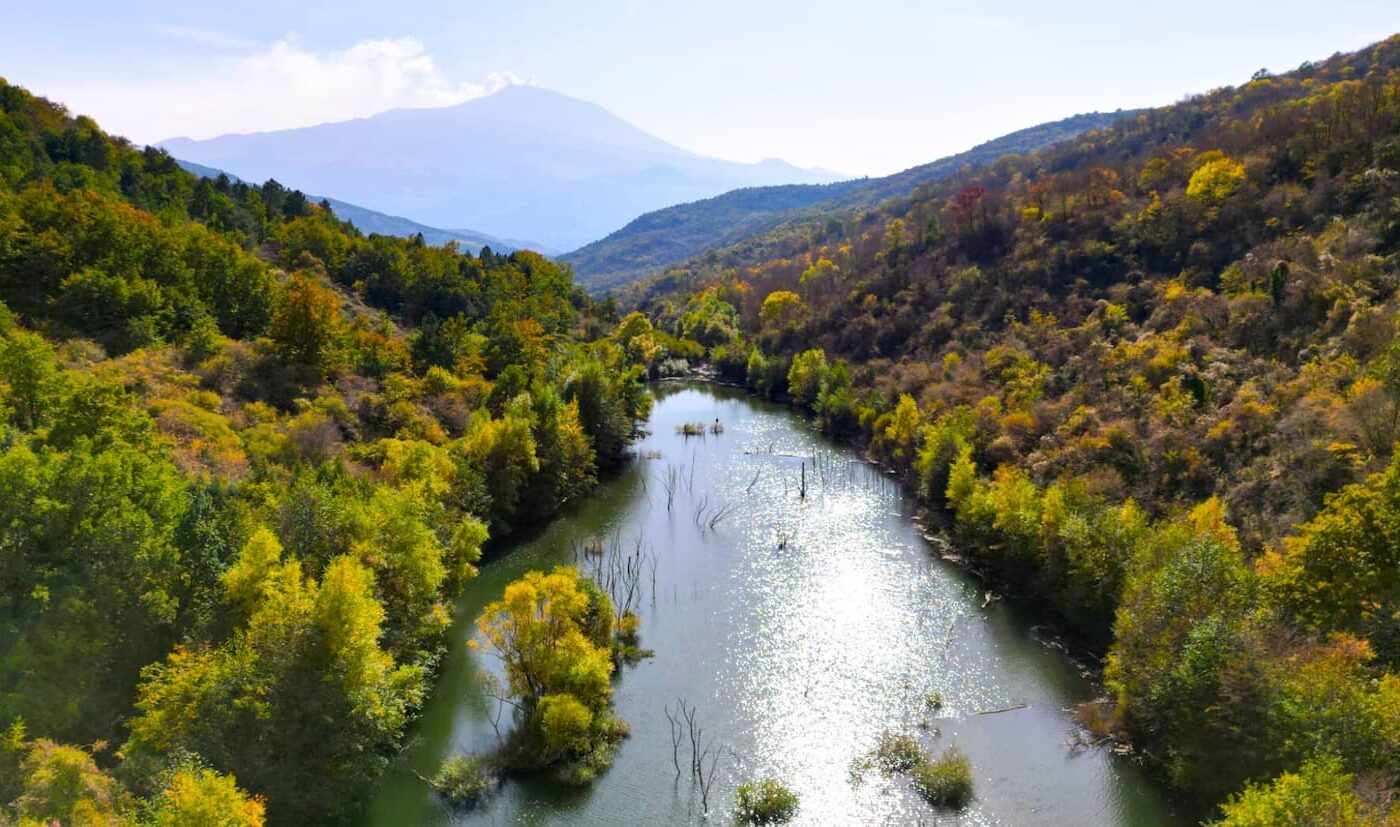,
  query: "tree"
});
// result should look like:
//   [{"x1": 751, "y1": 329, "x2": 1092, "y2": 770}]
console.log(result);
[
  {"x1": 759, "y1": 291, "x2": 804, "y2": 331},
  {"x1": 411, "y1": 313, "x2": 484, "y2": 373},
  {"x1": 881, "y1": 394, "x2": 922, "y2": 469},
  {"x1": 348, "y1": 487, "x2": 454, "y2": 657},
  {"x1": 460, "y1": 408, "x2": 538, "y2": 532},
  {"x1": 564, "y1": 360, "x2": 635, "y2": 471},
  {"x1": 471, "y1": 567, "x2": 620, "y2": 771},
  {"x1": 0, "y1": 429, "x2": 188, "y2": 745},
  {"x1": 916, "y1": 417, "x2": 970, "y2": 508},
  {"x1": 1263, "y1": 453, "x2": 1400, "y2": 666},
  {"x1": 1105, "y1": 500, "x2": 1259, "y2": 795},
  {"x1": 9, "y1": 740, "x2": 127, "y2": 827},
  {"x1": 1212, "y1": 758, "x2": 1371, "y2": 827},
  {"x1": 814, "y1": 361, "x2": 858, "y2": 435},
  {"x1": 0, "y1": 330, "x2": 60, "y2": 430},
  {"x1": 268, "y1": 271, "x2": 347, "y2": 376},
  {"x1": 522, "y1": 388, "x2": 597, "y2": 516},
  {"x1": 786, "y1": 348, "x2": 828, "y2": 409},
  {"x1": 125, "y1": 550, "x2": 422, "y2": 824},
  {"x1": 55, "y1": 267, "x2": 168, "y2": 352},
  {"x1": 147, "y1": 769, "x2": 265, "y2": 827},
  {"x1": 1186, "y1": 154, "x2": 1246, "y2": 207},
  {"x1": 677, "y1": 290, "x2": 740, "y2": 346}
]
